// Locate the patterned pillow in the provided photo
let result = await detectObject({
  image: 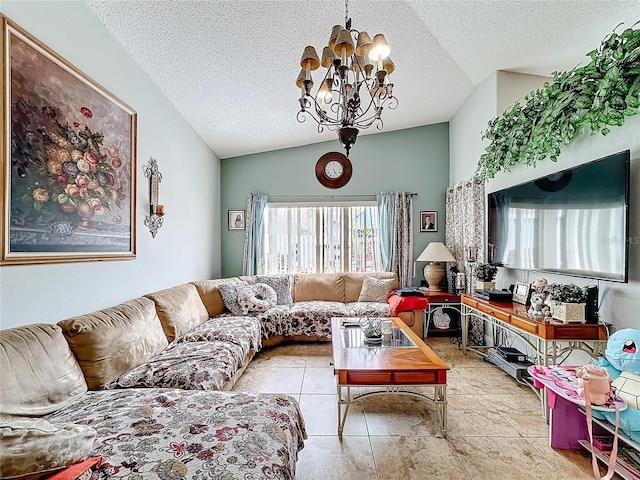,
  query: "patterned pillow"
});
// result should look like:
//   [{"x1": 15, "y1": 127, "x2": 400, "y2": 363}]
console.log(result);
[
  {"x1": 255, "y1": 275, "x2": 293, "y2": 305},
  {"x1": 0, "y1": 418, "x2": 96, "y2": 478},
  {"x1": 238, "y1": 283, "x2": 277, "y2": 315},
  {"x1": 218, "y1": 280, "x2": 249, "y2": 316},
  {"x1": 357, "y1": 275, "x2": 395, "y2": 302}
]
